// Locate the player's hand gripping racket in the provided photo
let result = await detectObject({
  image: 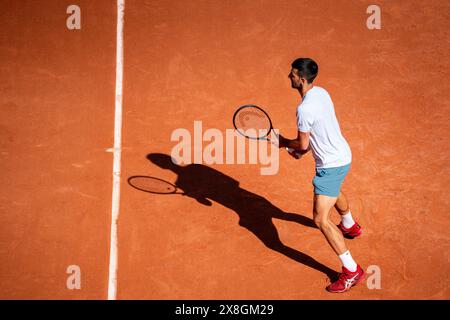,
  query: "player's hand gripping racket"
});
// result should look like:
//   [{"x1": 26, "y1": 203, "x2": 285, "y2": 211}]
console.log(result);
[{"x1": 232, "y1": 104, "x2": 301, "y2": 158}]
